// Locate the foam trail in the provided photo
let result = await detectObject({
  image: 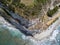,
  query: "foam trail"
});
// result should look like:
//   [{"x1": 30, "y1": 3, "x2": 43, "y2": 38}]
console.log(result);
[
  {"x1": 0, "y1": 16, "x2": 60, "y2": 45},
  {"x1": 50, "y1": 30, "x2": 59, "y2": 40}
]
